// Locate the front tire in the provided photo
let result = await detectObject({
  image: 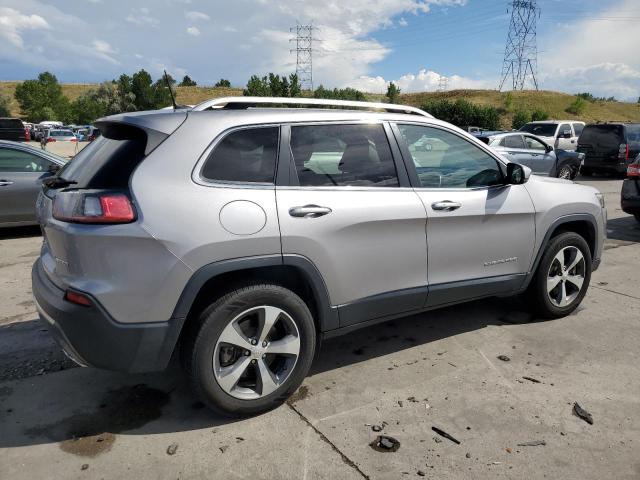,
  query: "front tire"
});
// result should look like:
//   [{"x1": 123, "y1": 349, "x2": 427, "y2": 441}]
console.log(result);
[
  {"x1": 557, "y1": 164, "x2": 573, "y2": 180},
  {"x1": 526, "y1": 232, "x2": 592, "y2": 319},
  {"x1": 183, "y1": 284, "x2": 316, "y2": 417}
]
